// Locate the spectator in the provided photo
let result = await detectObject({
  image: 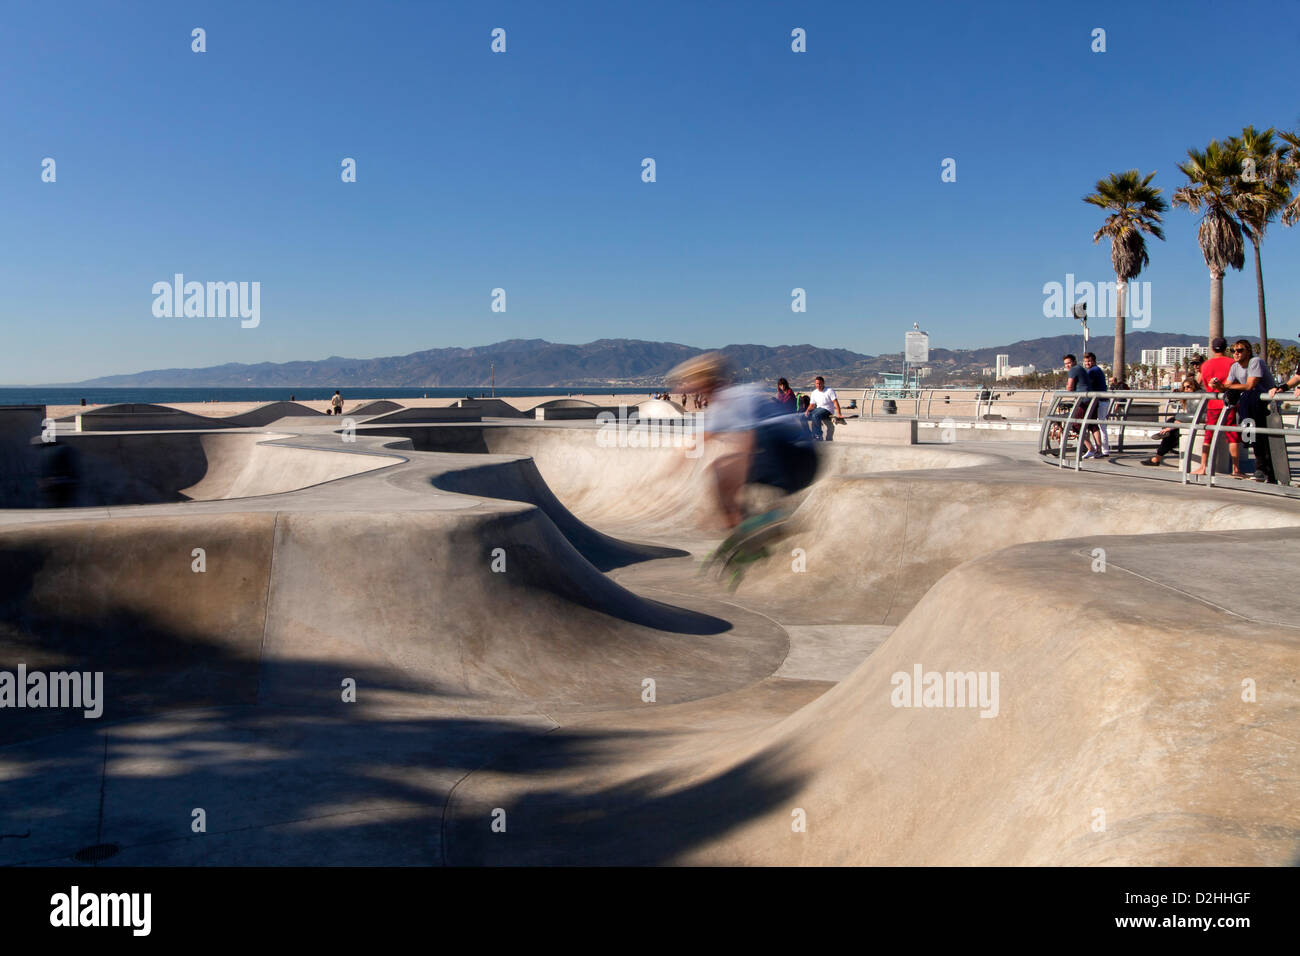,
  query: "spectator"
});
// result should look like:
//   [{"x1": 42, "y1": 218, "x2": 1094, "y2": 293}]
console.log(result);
[
  {"x1": 1195, "y1": 337, "x2": 1243, "y2": 478},
  {"x1": 775, "y1": 377, "x2": 796, "y2": 411},
  {"x1": 1141, "y1": 376, "x2": 1200, "y2": 467},
  {"x1": 805, "y1": 375, "x2": 845, "y2": 441},
  {"x1": 1081, "y1": 352, "x2": 1110, "y2": 458},
  {"x1": 330, "y1": 390, "x2": 343, "y2": 416},
  {"x1": 1189, "y1": 355, "x2": 1205, "y2": 387},
  {"x1": 1062, "y1": 354, "x2": 1095, "y2": 453},
  {"x1": 1221, "y1": 338, "x2": 1277, "y2": 483}
]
